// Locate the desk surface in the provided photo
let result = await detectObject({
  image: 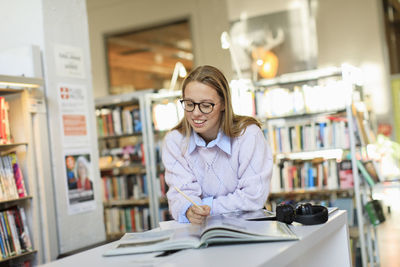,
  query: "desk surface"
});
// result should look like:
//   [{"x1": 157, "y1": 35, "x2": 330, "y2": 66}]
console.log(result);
[{"x1": 40, "y1": 210, "x2": 350, "y2": 267}]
